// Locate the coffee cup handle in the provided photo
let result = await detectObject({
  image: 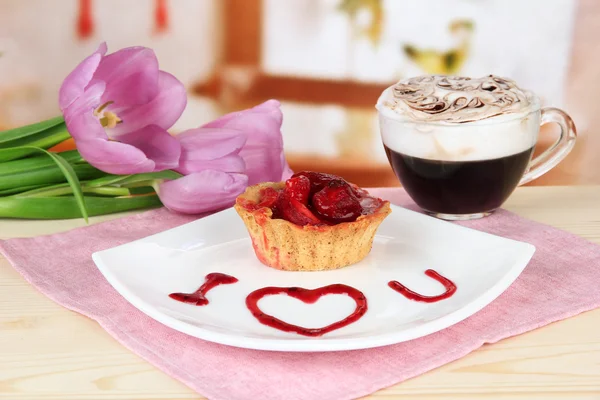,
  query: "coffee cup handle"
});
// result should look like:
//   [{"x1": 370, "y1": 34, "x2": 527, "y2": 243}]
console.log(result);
[{"x1": 519, "y1": 107, "x2": 577, "y2": 186}]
